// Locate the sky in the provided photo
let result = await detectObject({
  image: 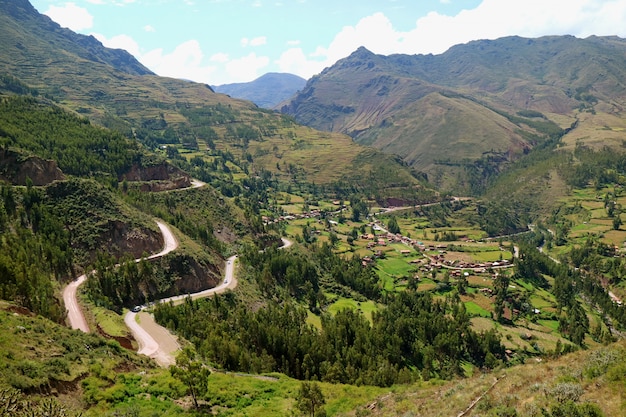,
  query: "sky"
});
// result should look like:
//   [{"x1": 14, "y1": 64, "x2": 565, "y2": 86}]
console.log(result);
[{"x1": 29, "y1": 0, "x2": 626, "y2": 86}]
